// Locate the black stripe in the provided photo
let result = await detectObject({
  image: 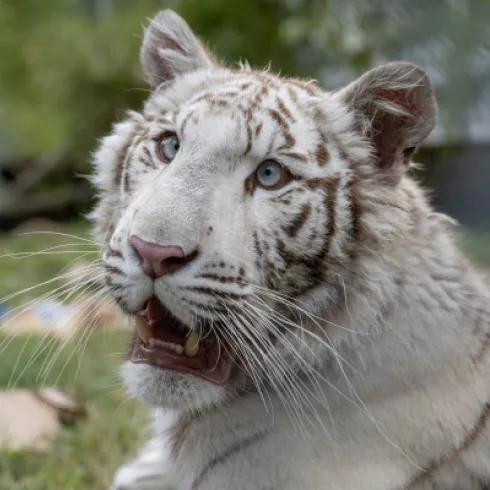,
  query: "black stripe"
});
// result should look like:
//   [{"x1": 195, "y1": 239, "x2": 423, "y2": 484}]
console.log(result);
[
  {"x1": 191, "y1": 429, "x2": 270, "y2": 489},
  {"x1": 402, "y1": 403, "x2": 490, "y2": 489}
]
